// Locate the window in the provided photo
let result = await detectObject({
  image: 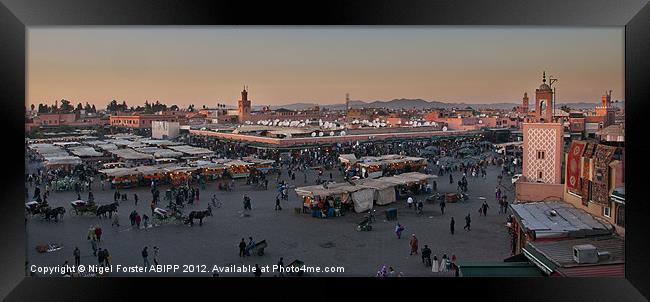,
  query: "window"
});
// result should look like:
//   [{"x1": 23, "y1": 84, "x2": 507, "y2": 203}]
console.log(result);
[
  {"x1": 537, "y1": 150, "x2": 545, "y2": 160},
  {"x1": 603, "y1": 206, "x2": 611, "y2": 218},
  {"x1": 538, "y1": 171, "x2": 543, "y2": 180},
  {"x1": 616, "y1": 205, "x2": 625, "y2": 227}
]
